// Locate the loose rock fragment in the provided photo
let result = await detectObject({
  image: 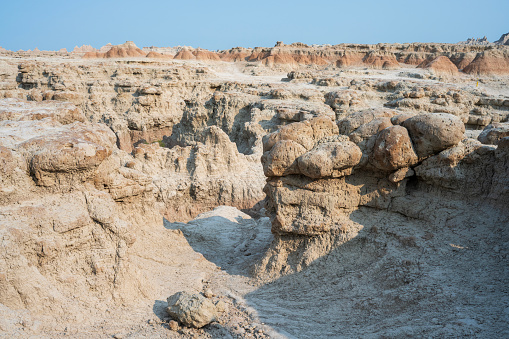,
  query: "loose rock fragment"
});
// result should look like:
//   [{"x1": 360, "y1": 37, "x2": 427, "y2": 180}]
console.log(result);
[
  {"x1": 168, "y1": 320, "x2": 179, "y2": 331},
  {"x1": 166, "y1": 291, "x2": 218, "y2": 328}
]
